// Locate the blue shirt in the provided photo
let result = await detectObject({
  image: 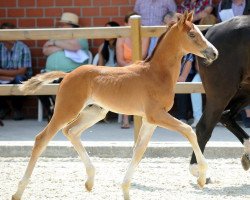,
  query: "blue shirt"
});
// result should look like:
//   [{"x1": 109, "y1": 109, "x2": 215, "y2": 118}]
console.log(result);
[
  {"x1": 180, "y1": 54, "x2": 194, "y2": 74},
  {"x1": 0, "y1": 41, "x2": 32, "y2": 77}
]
